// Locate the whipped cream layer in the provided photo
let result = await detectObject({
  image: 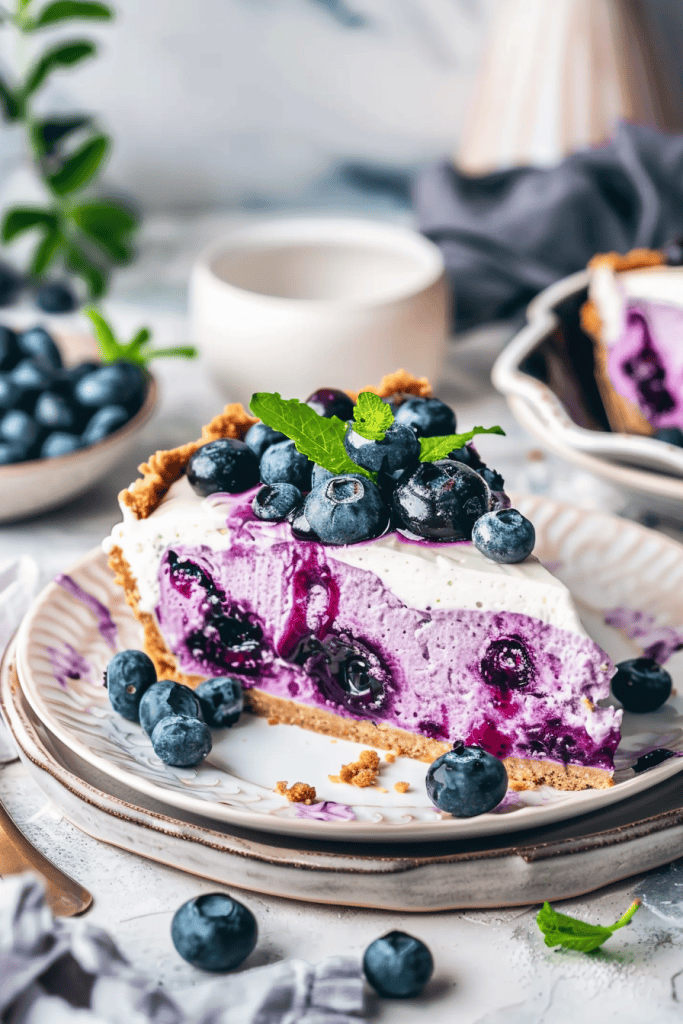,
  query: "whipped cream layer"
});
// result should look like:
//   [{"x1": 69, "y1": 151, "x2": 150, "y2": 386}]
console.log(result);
[{"x1": 106, "y1": 480, "x2": 620, "y2": 772}]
